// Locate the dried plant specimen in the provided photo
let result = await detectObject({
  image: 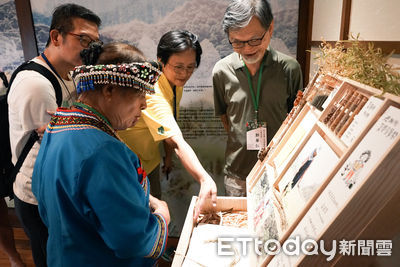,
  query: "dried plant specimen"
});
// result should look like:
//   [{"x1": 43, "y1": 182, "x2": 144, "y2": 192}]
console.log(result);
[
  {"x1": 197, "y1": 209, "x2": 248, "y2": 228},
  {"x1": 314, "y1": 34, "x2": 400, "y2": 96}
]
